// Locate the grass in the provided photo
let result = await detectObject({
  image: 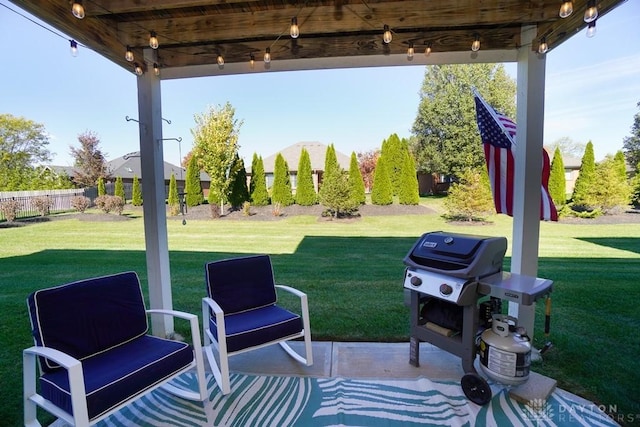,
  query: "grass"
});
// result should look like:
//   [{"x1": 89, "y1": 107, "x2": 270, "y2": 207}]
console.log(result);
[{"x1": 1, "y1": 201, "x2": 639, "y2": 425}]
